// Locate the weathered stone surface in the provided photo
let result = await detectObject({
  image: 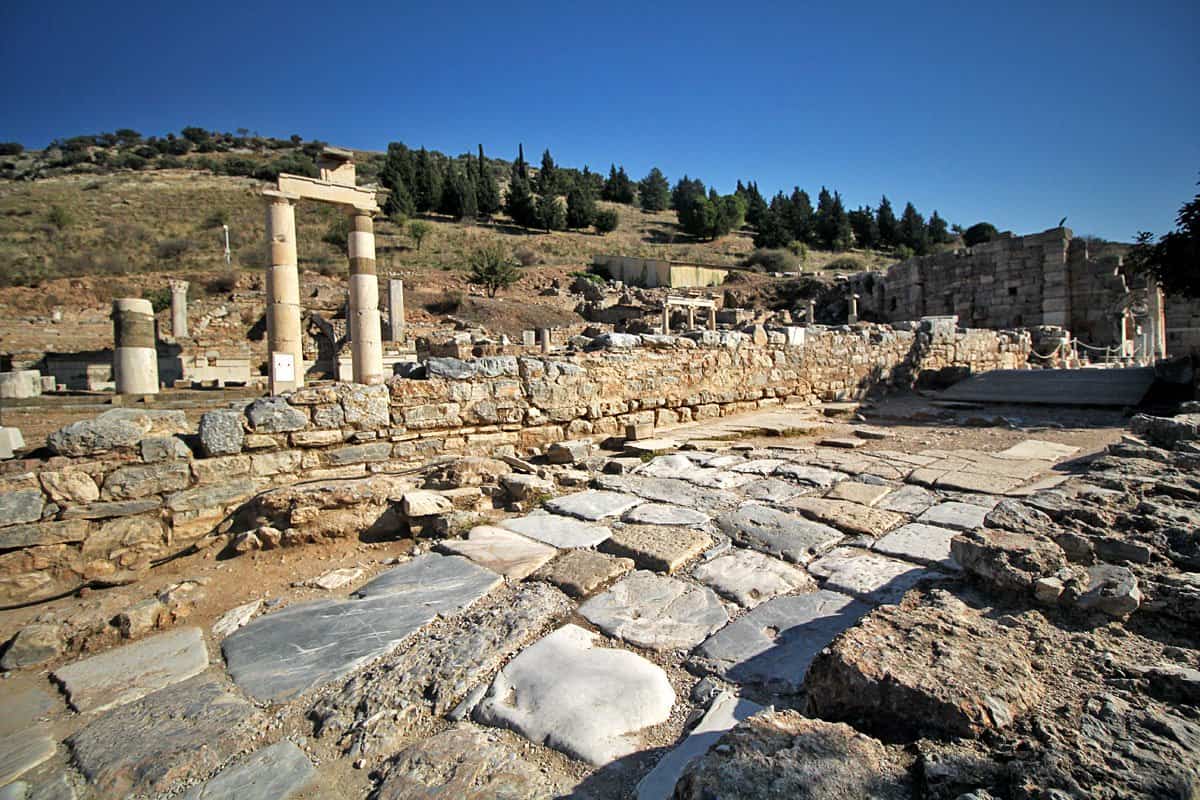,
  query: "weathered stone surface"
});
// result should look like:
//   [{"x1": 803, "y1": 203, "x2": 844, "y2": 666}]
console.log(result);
[
  {"x1": 500, "y1": 473, "x2": 554, "y2": 503},
  {"x1": 807, "y1": 547, "x2": 936, "y2": 605},
  {"x1": 621, "y1": 502, "x2": 710, "y2": 527},
  {"x1": 918, "y1": 501, "x2": 990, "y2": 531},
  {"x1": 401, "y1": 490, "x2": 452, "y2": 517},
  {"x1": 338, "y1": 382, "x2": 390, "y2": 429},
  {"x1": 245, "y1": 397, "x2": 308, "y2": 433},
  {"x1": 198, "y1": 409, "x2": 245, "y2": 457},
  {"x1": 0, "y1": 682, "x2": 57, "y2": 737},
  {"x1": 326, "y1": 442, "x2": 392, "y2": 466},
  {"x1": 774, "y1": 463, "x2": 847, "y2": 489},
  {"x1": 226, "y1": 556, "x2": 499, "y2": 702},
  {"x1": 374, "y1": 725, "x2": 568, "y2": 800},
  {"x1": 635, "y1": 691, "x2": 764, "y2": 800},
  {"x1": 806, "y1": 590, "x2": 1043, "y2": 738},
  {"x1": 693, "y1": 548, "x2": 816, "y2": 607},
  {"x1": 716, "y1": 504, "x2": 843, "y2": 564},
  {"x1": 995, "y1": 439, "x2": 1079, "y2": 461},
  {"x1": 438, "y1": 525, "x2": 557, "y2": 580},
  {"x1": 53, "y1": 626, "x2": 208, "y2": 713},
  {"x1": 60, "y1": 497, "x2": 161, "y2": 520},
  {"x1": 784, "y1": 497, "x2": 906, "y2": 538},
  {"x1": 211, "y1": 600, "x2": 261, "y2": 638},
  {"x1": 951, "y1": 528, "x2": 1068, "y2": 592},
  {"x1": 546, "y1": 439, "x2": 595, "y2": 464},
  {"x1": 0, "y1": 489, "x2": 44, "y2": 528},
  {"x1": 474, "y1": 624, "x2": 675, "y2": 766},
  {"x1": 672, "y1": 711, "x2": 911, "y2": 800},
  {"x1": 0, "y1": 733, "x2": 55, "y2": 787},
  {"x1": 1076, "y1": 564, "x2": 1142, "y2": 617},
  {"x1": 984, "y1": 499, "x2": 1053, "y2": 533},
  {"x1": 2, "y1": 624, "x2": 66, "y2": 671},
  {"x1": 580, "y1": 571, "x2": 729, "y2": 651},
  {"x1": 594, "y1": 474, "x2": 740, "y2": 512},
  {"x1": 354, "y1": 553, "x2": 501, "y2": 602},
  {"x1": 731, "y1": 458, "x2": 787, "y2": 475},
  {"x1": 692, "y1": 590, "x2": 870, "y2": 693},
  {"x1": 313, "y1": 583, "x2": 570, "y2": 751},
  {"x1": 67, "y1": 677, "x2": 262, "y2": 798},
  {"x1": 47, "y1": 409, "x2": 186, "y2": 457},
  {"x1": 873, "y1": 522, "x2": 961, "y2": 570},
  {"x1": 544, "y1": 490, "x2": 643, "y2": 520},
  {"x1": 179, "y1": 740, "x2": 314, "y2": 800},
  {"x1": 528, "y1": 549, "x2": 633, "y2": 598},
  {"x1": 741, "y1": 477, "x2": 810, "y2": 503},
  {"x1": 826, "y1": 481, "x2": 893, "y2": 507},
  {"x1": 639, "y1": 454, "x2": 702, "y2": 479},
  {"x1": 877, "y1": 484, "x2": 937, "y2": 515},
  {"x1": 600, "y1": 525, "x2": 712, "y2": 573},
  {"x1": 139, "y1": 435, "x2": 191, "y2": 462},
  {"x1": 100, "y1": 460, "x2": 189, "y2": 500},
  {"x1": 305, "y1": 567, "x2": 364, "y2": 590},
  {"x1": 166, "y1": 480, "x2": 262, "y2": 513},
  {"x1": 248, "y1": 449, "x2": 301, "y2": 476},
  {"x1": 0, "y1": 519, "x2": 89, "y2": 550},
  {"x1": 115, "y1": 597, "x2": 165, "y2": 638},
  {"x1": 39, "y1": 469, "x2": 99, "y2": 505},
  {"x1": 498, "y1": 511, "x2": 611, "y2": 548}
]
